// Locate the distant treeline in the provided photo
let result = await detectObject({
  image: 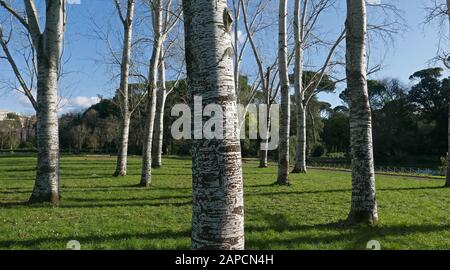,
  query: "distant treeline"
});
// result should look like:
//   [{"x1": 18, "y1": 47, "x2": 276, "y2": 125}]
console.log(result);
[{"x1": 2, "y1": 67, "x2": 449, "y2": 164}]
